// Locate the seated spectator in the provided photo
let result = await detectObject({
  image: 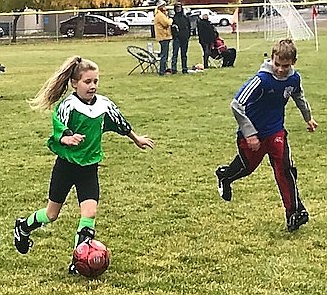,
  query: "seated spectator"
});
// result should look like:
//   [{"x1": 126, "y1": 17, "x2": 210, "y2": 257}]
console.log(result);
[{"x1": 211, "y1": 31, "x2": 236, "y2": 67}]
